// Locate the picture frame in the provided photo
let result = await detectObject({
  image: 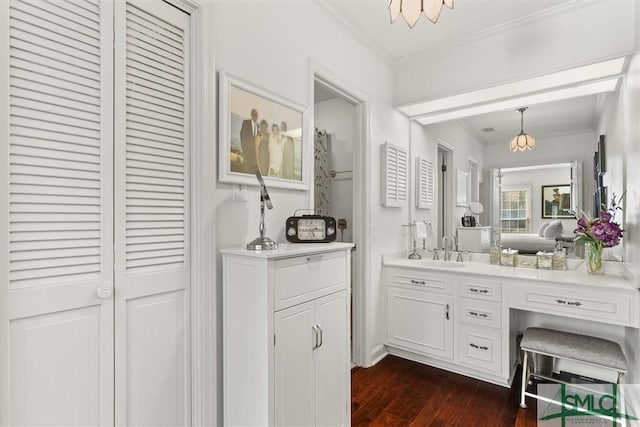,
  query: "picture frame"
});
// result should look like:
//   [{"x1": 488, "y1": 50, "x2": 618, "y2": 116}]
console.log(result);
[
  {"x1": 456, "y1": 169, "x2": 469, "y2": 207},
  {"x1": 218, "y1": 70, "x2": 310, "y2": 190},
  {"x1": 541, "y1": 184, "x2": 573, "y2": 218}
]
